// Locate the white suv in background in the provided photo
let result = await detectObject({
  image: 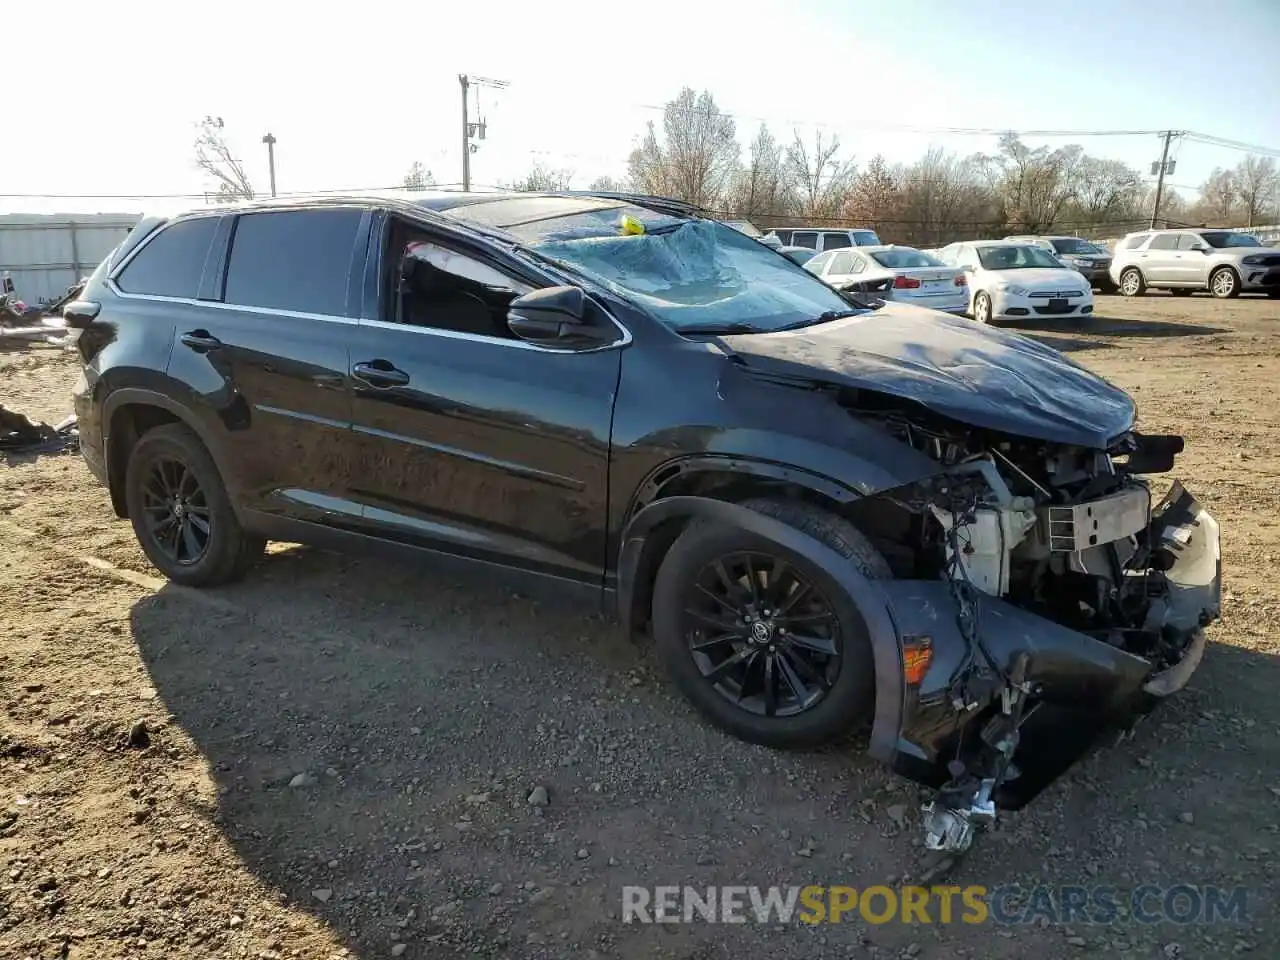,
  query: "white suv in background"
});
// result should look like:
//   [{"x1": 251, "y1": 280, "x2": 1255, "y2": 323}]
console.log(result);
[
  {"x1": 763, "y1": 227, "x2": 882, "y2": 251},
  {"x1": 937, "y1": 241, "x2": 1094, "y2": 324},
  {"x1": 1110, "y1": 228, "x2": 1280, "y2": 298}
]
